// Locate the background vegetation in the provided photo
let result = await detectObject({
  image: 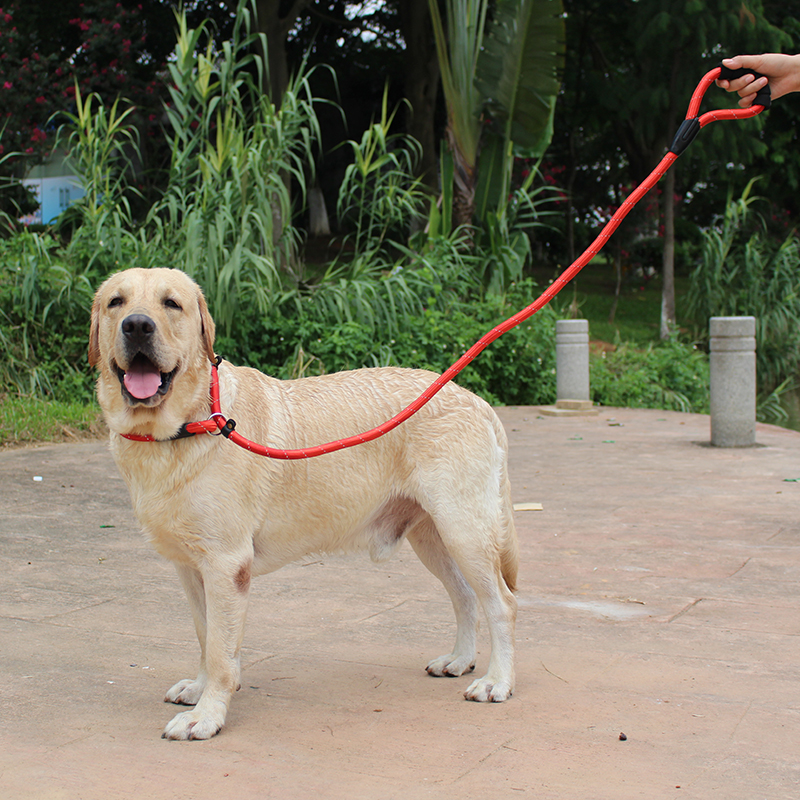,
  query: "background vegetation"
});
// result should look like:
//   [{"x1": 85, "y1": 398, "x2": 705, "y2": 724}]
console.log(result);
[{"x1": 2, "y1": 0, "x2": 800, "y2": 446}]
